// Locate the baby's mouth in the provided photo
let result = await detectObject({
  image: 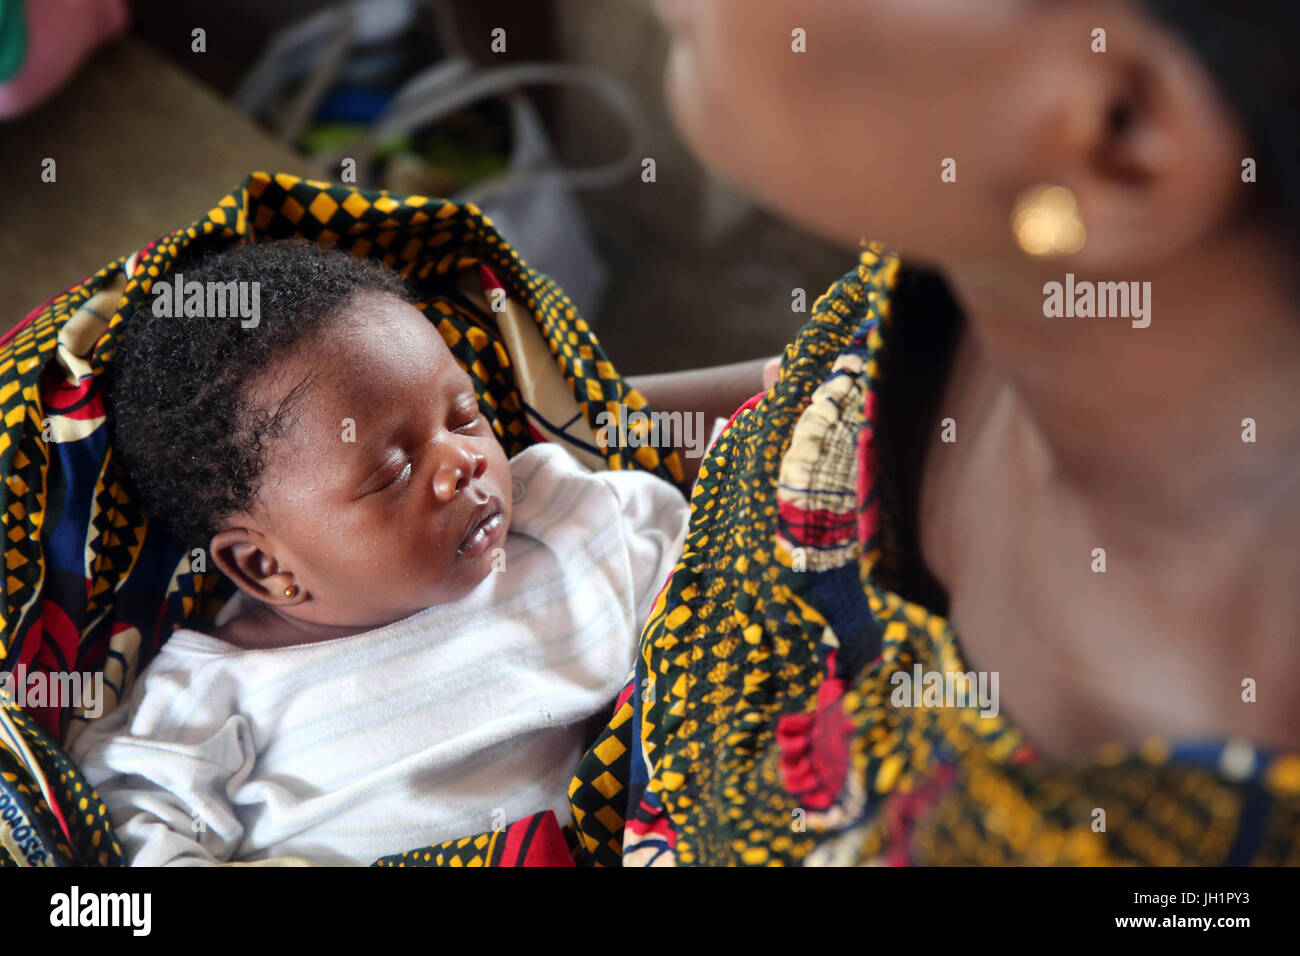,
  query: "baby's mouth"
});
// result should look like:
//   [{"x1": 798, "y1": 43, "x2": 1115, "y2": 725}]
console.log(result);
[{"x1": 458, "y1": 499, "x2": 505, "y2": 556}]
